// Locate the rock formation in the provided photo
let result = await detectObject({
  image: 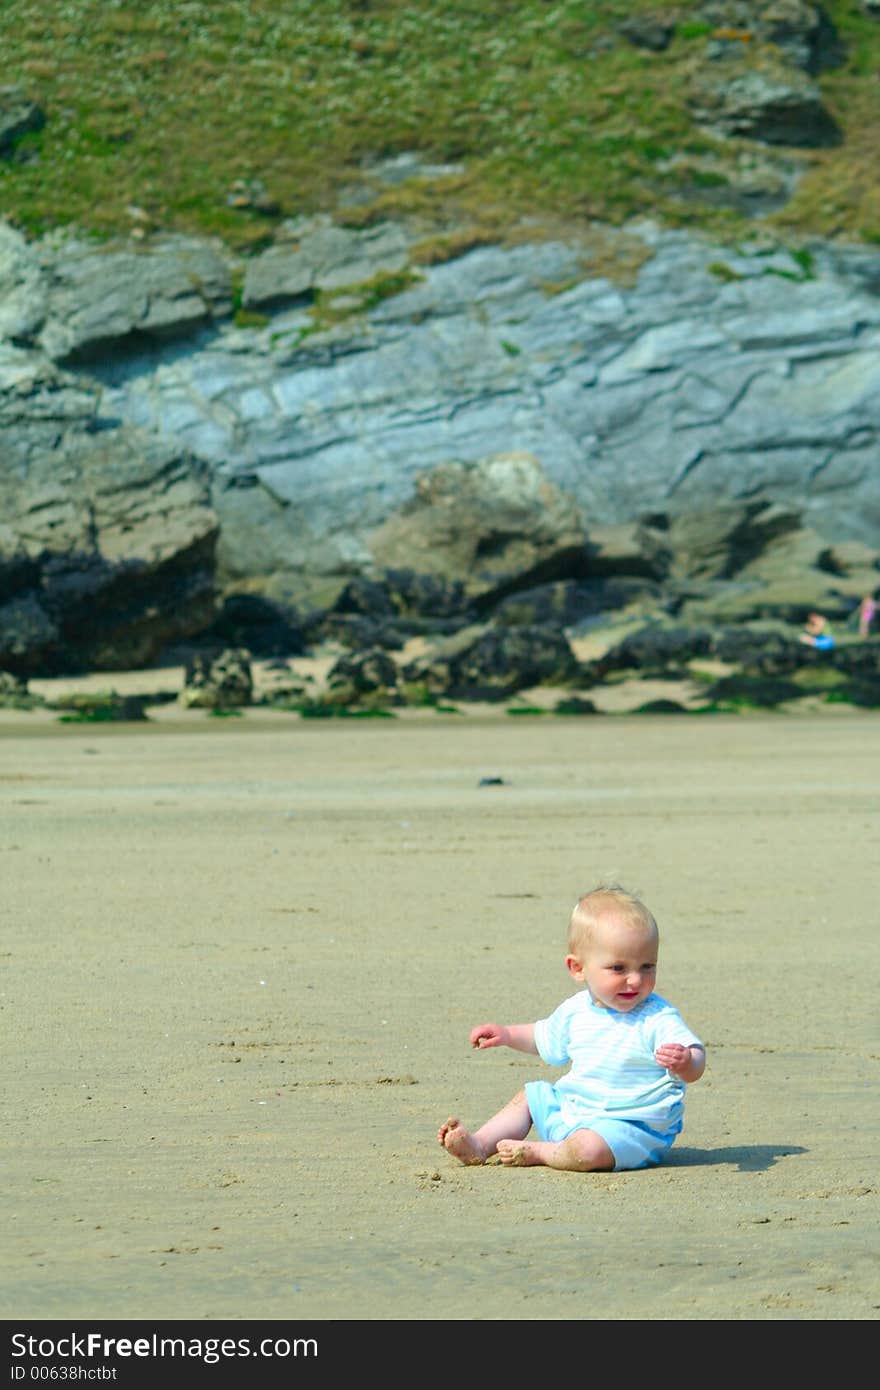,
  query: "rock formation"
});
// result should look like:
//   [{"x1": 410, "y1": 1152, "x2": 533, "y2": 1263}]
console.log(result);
[{"x1": 1, "y1": 203, "x2": 878, "y2": 689}]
